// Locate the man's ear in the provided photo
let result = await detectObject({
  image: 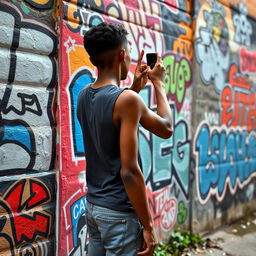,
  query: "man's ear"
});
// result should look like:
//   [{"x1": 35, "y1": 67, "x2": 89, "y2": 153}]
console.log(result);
[{"x1": 119, "y1": 49, "x2": 126, "y2": 63}]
